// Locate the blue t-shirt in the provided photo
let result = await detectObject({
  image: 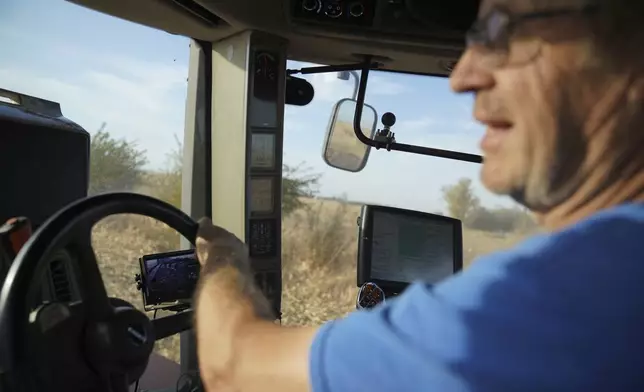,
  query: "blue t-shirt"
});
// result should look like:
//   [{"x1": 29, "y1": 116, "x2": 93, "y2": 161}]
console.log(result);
[{"x1": 309, "y1": 203, "x2": 644, "y2": 392}]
